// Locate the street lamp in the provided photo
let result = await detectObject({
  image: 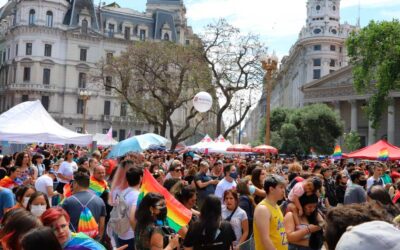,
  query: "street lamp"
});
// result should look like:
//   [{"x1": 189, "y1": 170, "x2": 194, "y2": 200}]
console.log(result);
[
  {"x1": 261, "y1": 52, "x2": 278, "y2": 146},
  {"x1": 79, "y1": 90, "x2": 91, "y2": 133}
]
